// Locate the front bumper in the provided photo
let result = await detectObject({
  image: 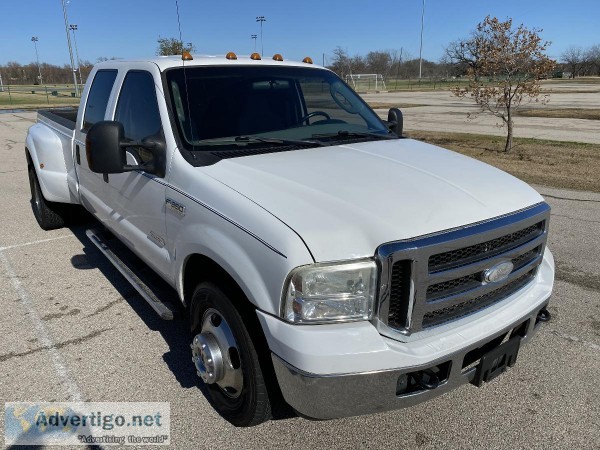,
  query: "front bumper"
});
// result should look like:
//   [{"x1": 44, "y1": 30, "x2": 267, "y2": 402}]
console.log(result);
[
  {"x1": 272, "y1": 301, "x2": 550, "y2": 419},
  {"x1": 259, "y1": 249, "x2": 554, "y2": 420}
]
